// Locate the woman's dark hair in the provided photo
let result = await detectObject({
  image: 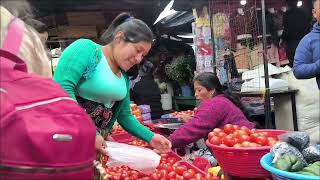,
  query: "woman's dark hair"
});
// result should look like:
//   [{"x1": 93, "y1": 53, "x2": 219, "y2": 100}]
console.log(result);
[
  {"x1": 194, "y1": 72, "x2": 251, "y2": 120},
  {"x1": 100, "y1": 12, "x2": 153, "y2": 44}
]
